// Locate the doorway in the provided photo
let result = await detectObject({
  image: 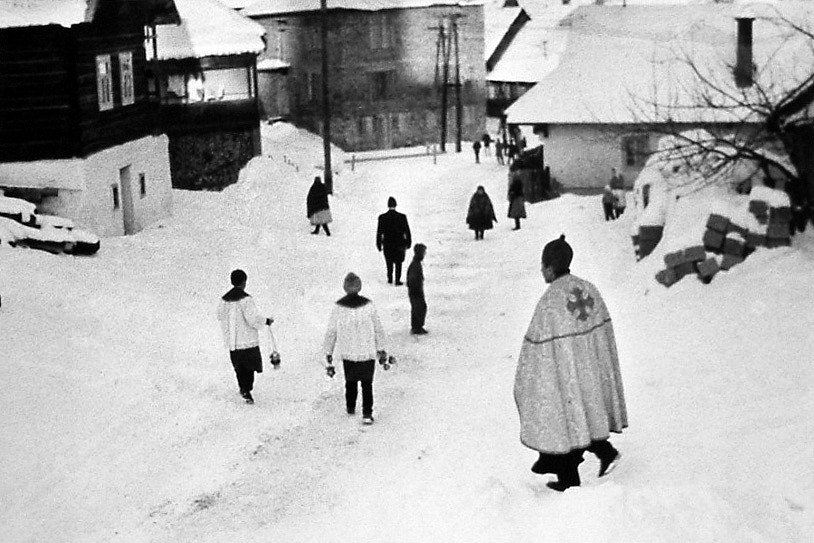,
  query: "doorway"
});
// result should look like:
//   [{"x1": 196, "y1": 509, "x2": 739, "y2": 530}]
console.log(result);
[{"x1": 119, "y1": 165, "x2": 137, "y2": 235}]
